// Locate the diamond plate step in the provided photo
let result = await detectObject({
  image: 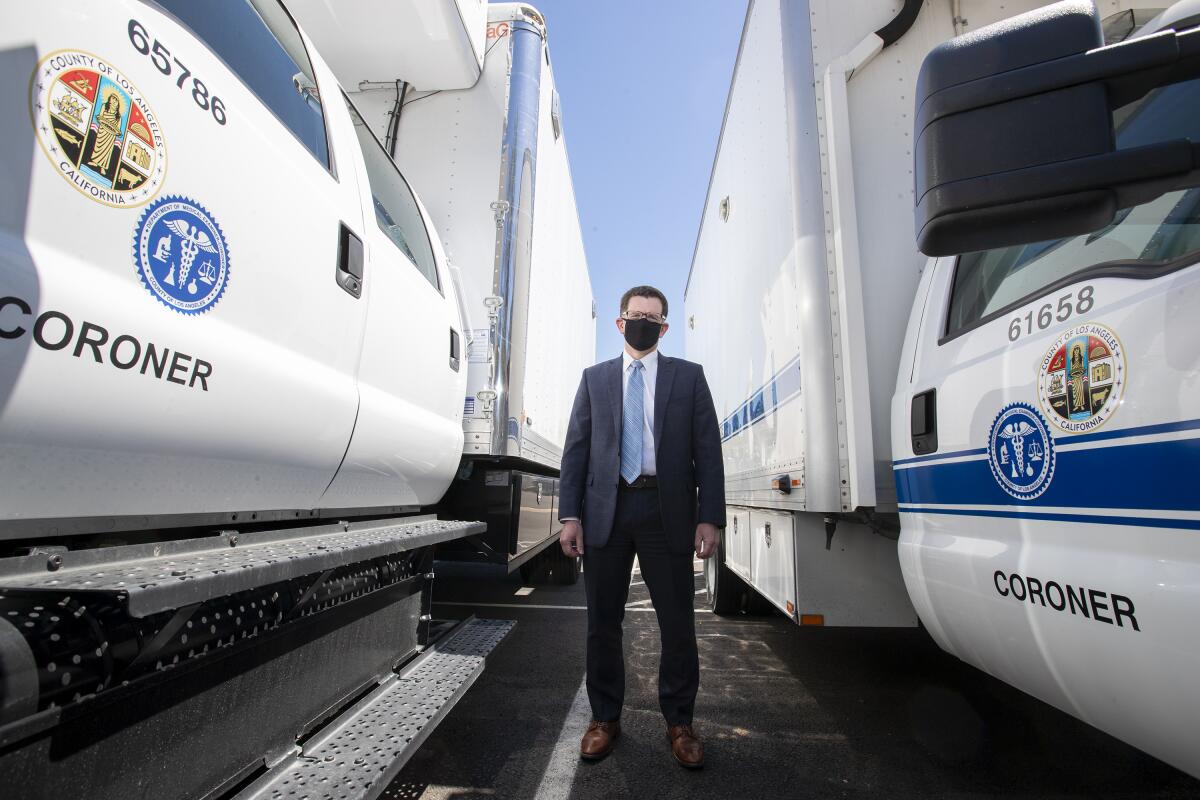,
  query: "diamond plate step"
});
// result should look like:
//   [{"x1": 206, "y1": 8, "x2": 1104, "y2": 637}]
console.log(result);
[
  {"x1": 235, "y1": 616, "x2": 515, "y2": 800},
  {"x1": 0, "y1": 517, "x2": 483, "y2": 617}
]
